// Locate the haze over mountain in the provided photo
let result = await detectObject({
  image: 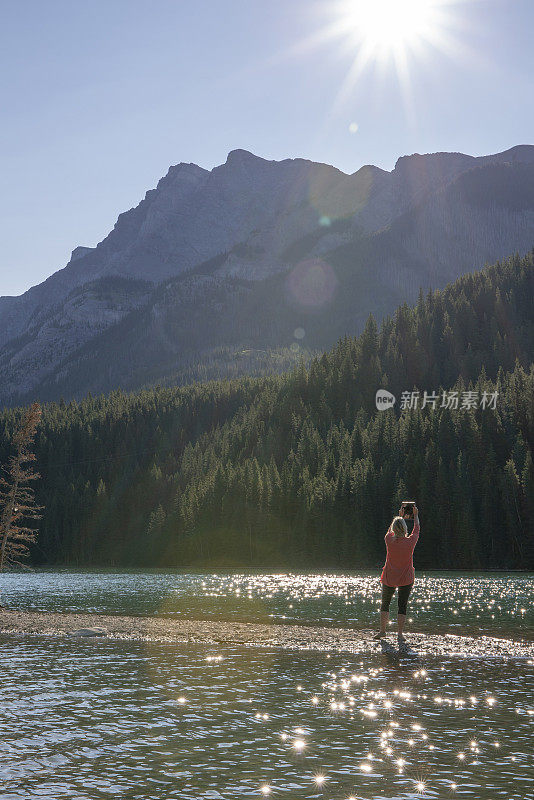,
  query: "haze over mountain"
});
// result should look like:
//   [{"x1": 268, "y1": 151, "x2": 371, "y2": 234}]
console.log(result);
[{"x1": 1, "y1": 144, "x2": 533, "y2": 405}]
